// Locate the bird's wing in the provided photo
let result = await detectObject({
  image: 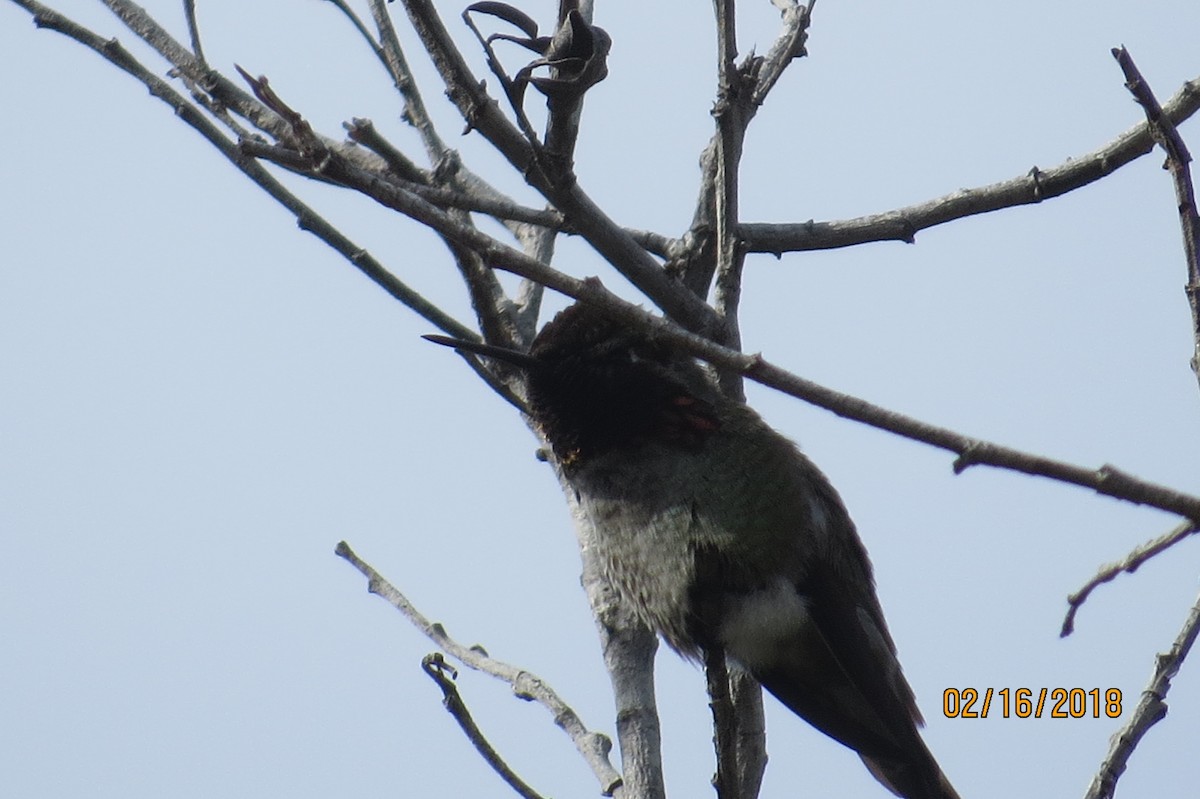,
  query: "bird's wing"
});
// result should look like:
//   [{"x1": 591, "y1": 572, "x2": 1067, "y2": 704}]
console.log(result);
[{"x1": 750, "y1": 565, "x2": 922, "y2": 757}]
